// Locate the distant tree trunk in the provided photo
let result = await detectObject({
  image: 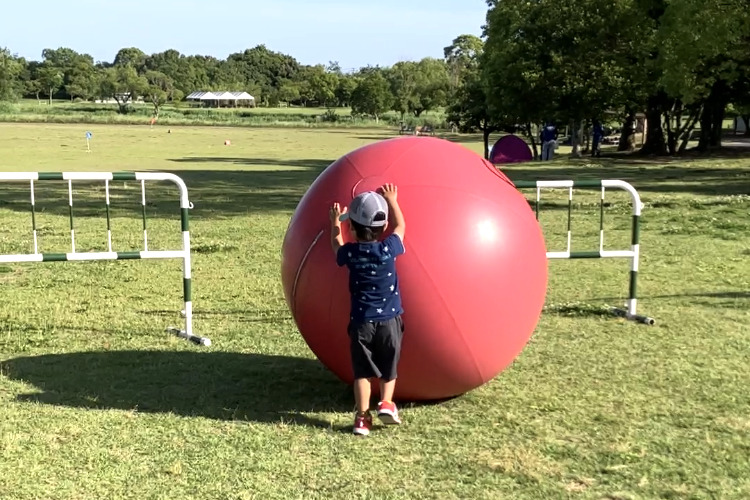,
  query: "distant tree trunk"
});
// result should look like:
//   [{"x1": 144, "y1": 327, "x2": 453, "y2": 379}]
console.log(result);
[
  {"x1": 523, "y1": 122, "x2": 539, "y2": 160},
  {"x1": 697, "y1": 82, "x2": 729, "y2": 151},
  {"x1": 664, "y1": 100, "x2": 681, "y2": 155},
  {"x1": 113, "y1": 95, "x2": 131, "y2": 114},
  {"x1": 743, "y1": 115, "x2": 750, "y2": 137},
  {"x1": 482, "y1": 120, "x2": 499, "y2": 161},
  {"x1": 48, "y1": 88, "x2": 53, "y2": 106},
  {"x1": 711, "y1": 104, "x2": 725, "y2": 148},
  {"x1": 641, "y1": 94, "x2": 667, "y2": 155},
  {"x1": 618, "y1": 111, "x2": 637, "y2": 151},
  {"x1": 678, "y1": 109, "x2": 701, "y2": 152}
]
